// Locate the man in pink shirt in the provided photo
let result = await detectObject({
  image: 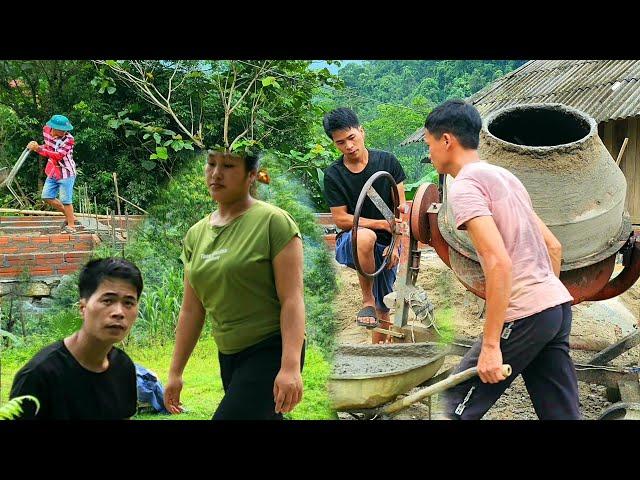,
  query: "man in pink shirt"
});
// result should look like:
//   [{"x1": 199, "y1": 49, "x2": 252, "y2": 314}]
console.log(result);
[
  {"x1": 423, "y1": 99, "x2": 581, "y2": 420},
  {"x1": 27, "y1": 114, "x2": 79, "y2": 233}
]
